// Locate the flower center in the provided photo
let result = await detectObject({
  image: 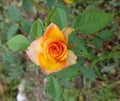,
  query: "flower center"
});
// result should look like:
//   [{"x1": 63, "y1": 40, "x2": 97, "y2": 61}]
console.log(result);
[{"x1": 48, "y1": 41, "x2": 67, "y2": 61}]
